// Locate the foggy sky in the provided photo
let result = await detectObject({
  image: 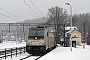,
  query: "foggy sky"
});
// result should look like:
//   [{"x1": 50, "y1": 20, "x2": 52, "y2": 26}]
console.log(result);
[{"x1": 0, "y1": 0, "x2": 90, "y2": 23}]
